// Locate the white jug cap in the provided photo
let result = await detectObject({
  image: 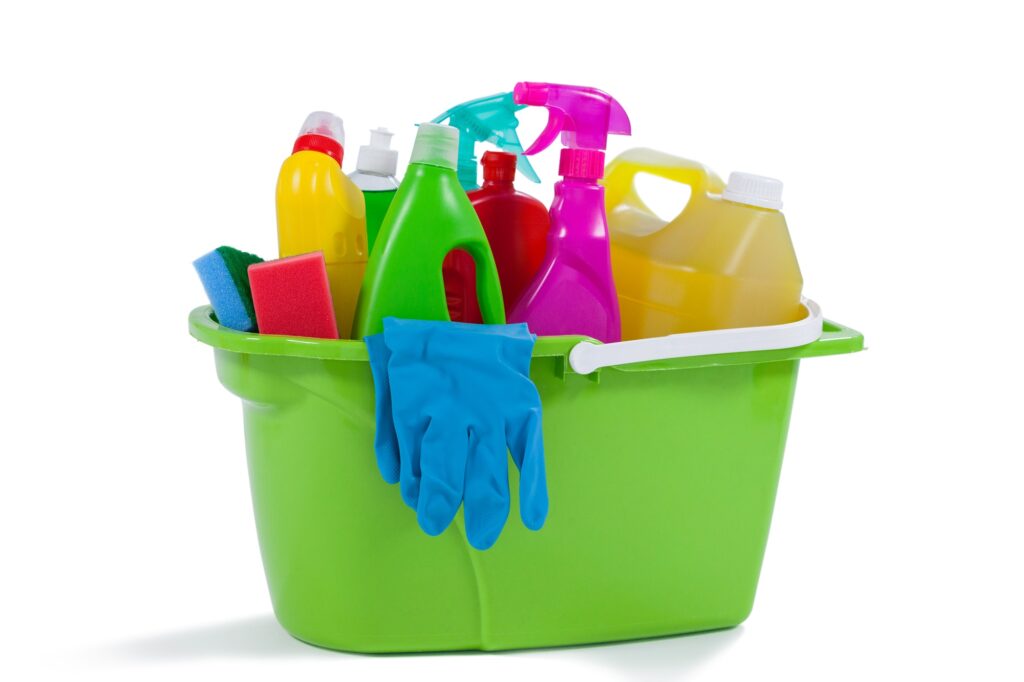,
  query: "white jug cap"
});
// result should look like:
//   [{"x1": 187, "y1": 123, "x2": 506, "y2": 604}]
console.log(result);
[
  {"x1": 356, "y1": 128, "x2": 399, "y2": 177},
  {"x1": 723, "y1": 172, "x2": 783, "y2": 210}
]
